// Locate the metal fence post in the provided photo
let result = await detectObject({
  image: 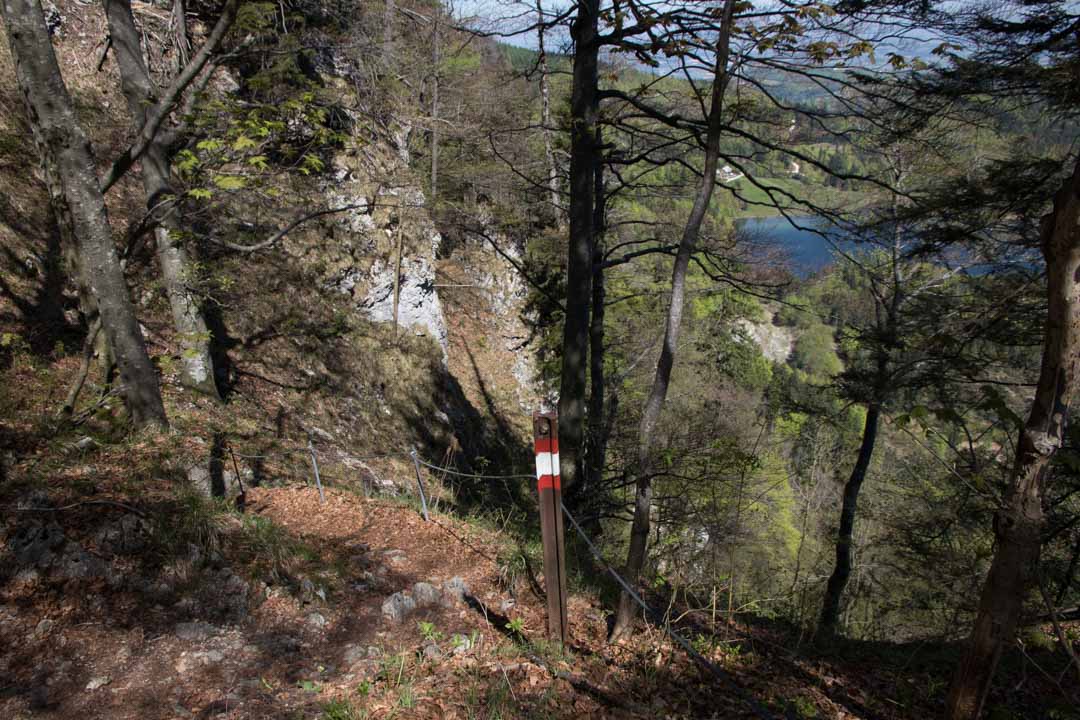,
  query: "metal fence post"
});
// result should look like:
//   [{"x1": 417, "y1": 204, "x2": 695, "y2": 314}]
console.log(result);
[
  {"x1": 410, "y1": 448, "x2": 431, "y2": 521},
  {"x1": 533, "y1": 411, "x2": 568, "y2": 645},
  {"x1": 307, "y1": 435, "x2": 325, "y2": 505}
]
